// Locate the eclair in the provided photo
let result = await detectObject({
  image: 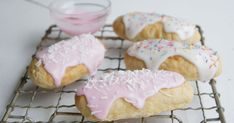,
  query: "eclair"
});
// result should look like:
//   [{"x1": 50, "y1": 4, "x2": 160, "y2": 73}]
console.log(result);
[
  {"x1": 28, "y1": 34, "x2": 105, "y2": 89},
  {"x1": 125, "y1": 40, "x2": 222, "y2": 81},
  {"x1": 75, "y1": 69, "x2": 193, "y2": 121},
  {"x1": 113, "y1": 12, "x2": 201, "y2": 43}
]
